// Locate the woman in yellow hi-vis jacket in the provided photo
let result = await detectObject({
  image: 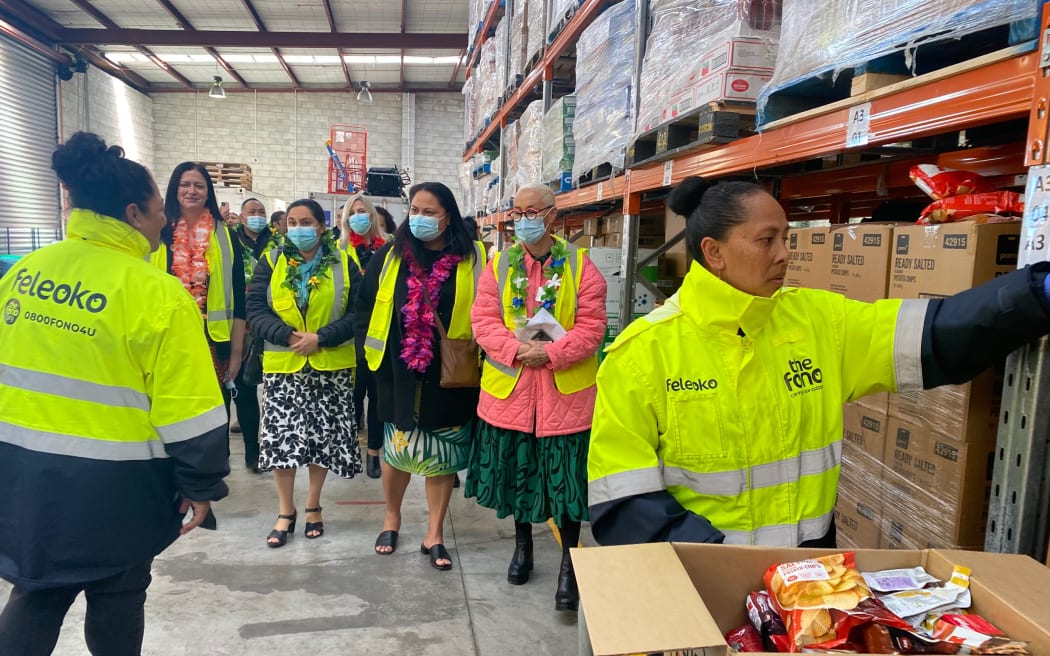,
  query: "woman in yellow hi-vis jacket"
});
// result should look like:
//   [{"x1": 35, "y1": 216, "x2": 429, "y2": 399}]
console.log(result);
[
  {"x1": 355, "y1": 182, "x2": 486, "y2": 571},
  {"x1": 0, "y1": 133, "x2": 229, "y2": 654},
  {"x1": 588, "y1": 176, "x2": 1050, "y2": 548},
  {"x1": 247, "y1": 199, "x2": 363, "y2": 548}
]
